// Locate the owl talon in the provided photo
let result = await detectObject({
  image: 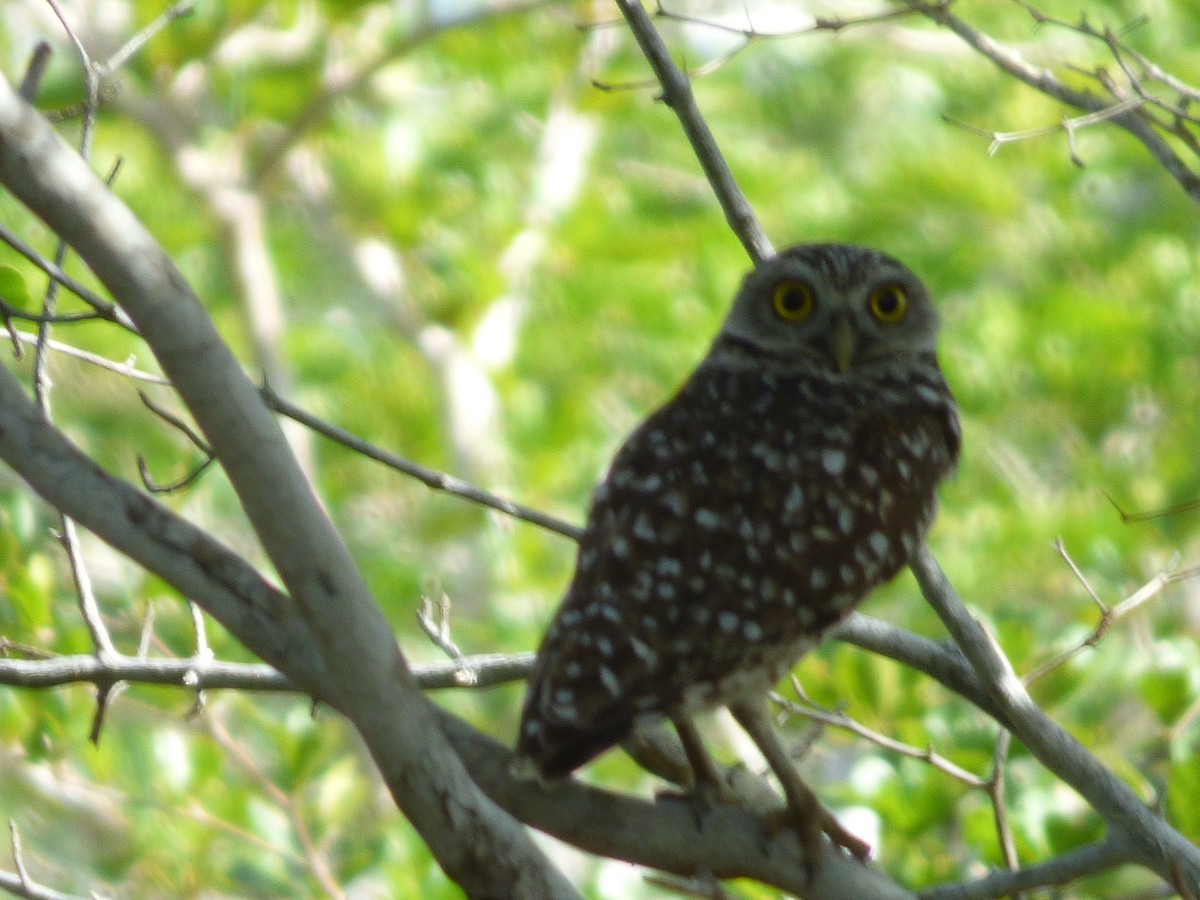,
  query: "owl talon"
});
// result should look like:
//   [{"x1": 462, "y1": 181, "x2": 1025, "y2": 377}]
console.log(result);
[{"x1": 763, "y1": 803, "x2": 871, "y2": 864}]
